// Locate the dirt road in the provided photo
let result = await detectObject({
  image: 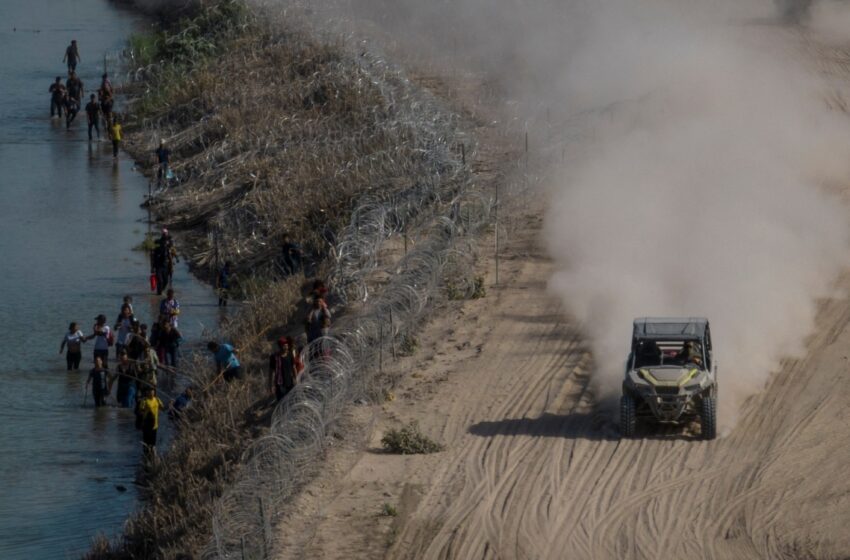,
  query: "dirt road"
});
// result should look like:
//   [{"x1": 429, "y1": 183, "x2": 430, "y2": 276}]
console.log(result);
[
  {"x1": 277, "y1": 197, "x2": 850, "y2": 559},
  {"x1": 274, "y1": 36, "x2": 850, "y2": 560}
]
